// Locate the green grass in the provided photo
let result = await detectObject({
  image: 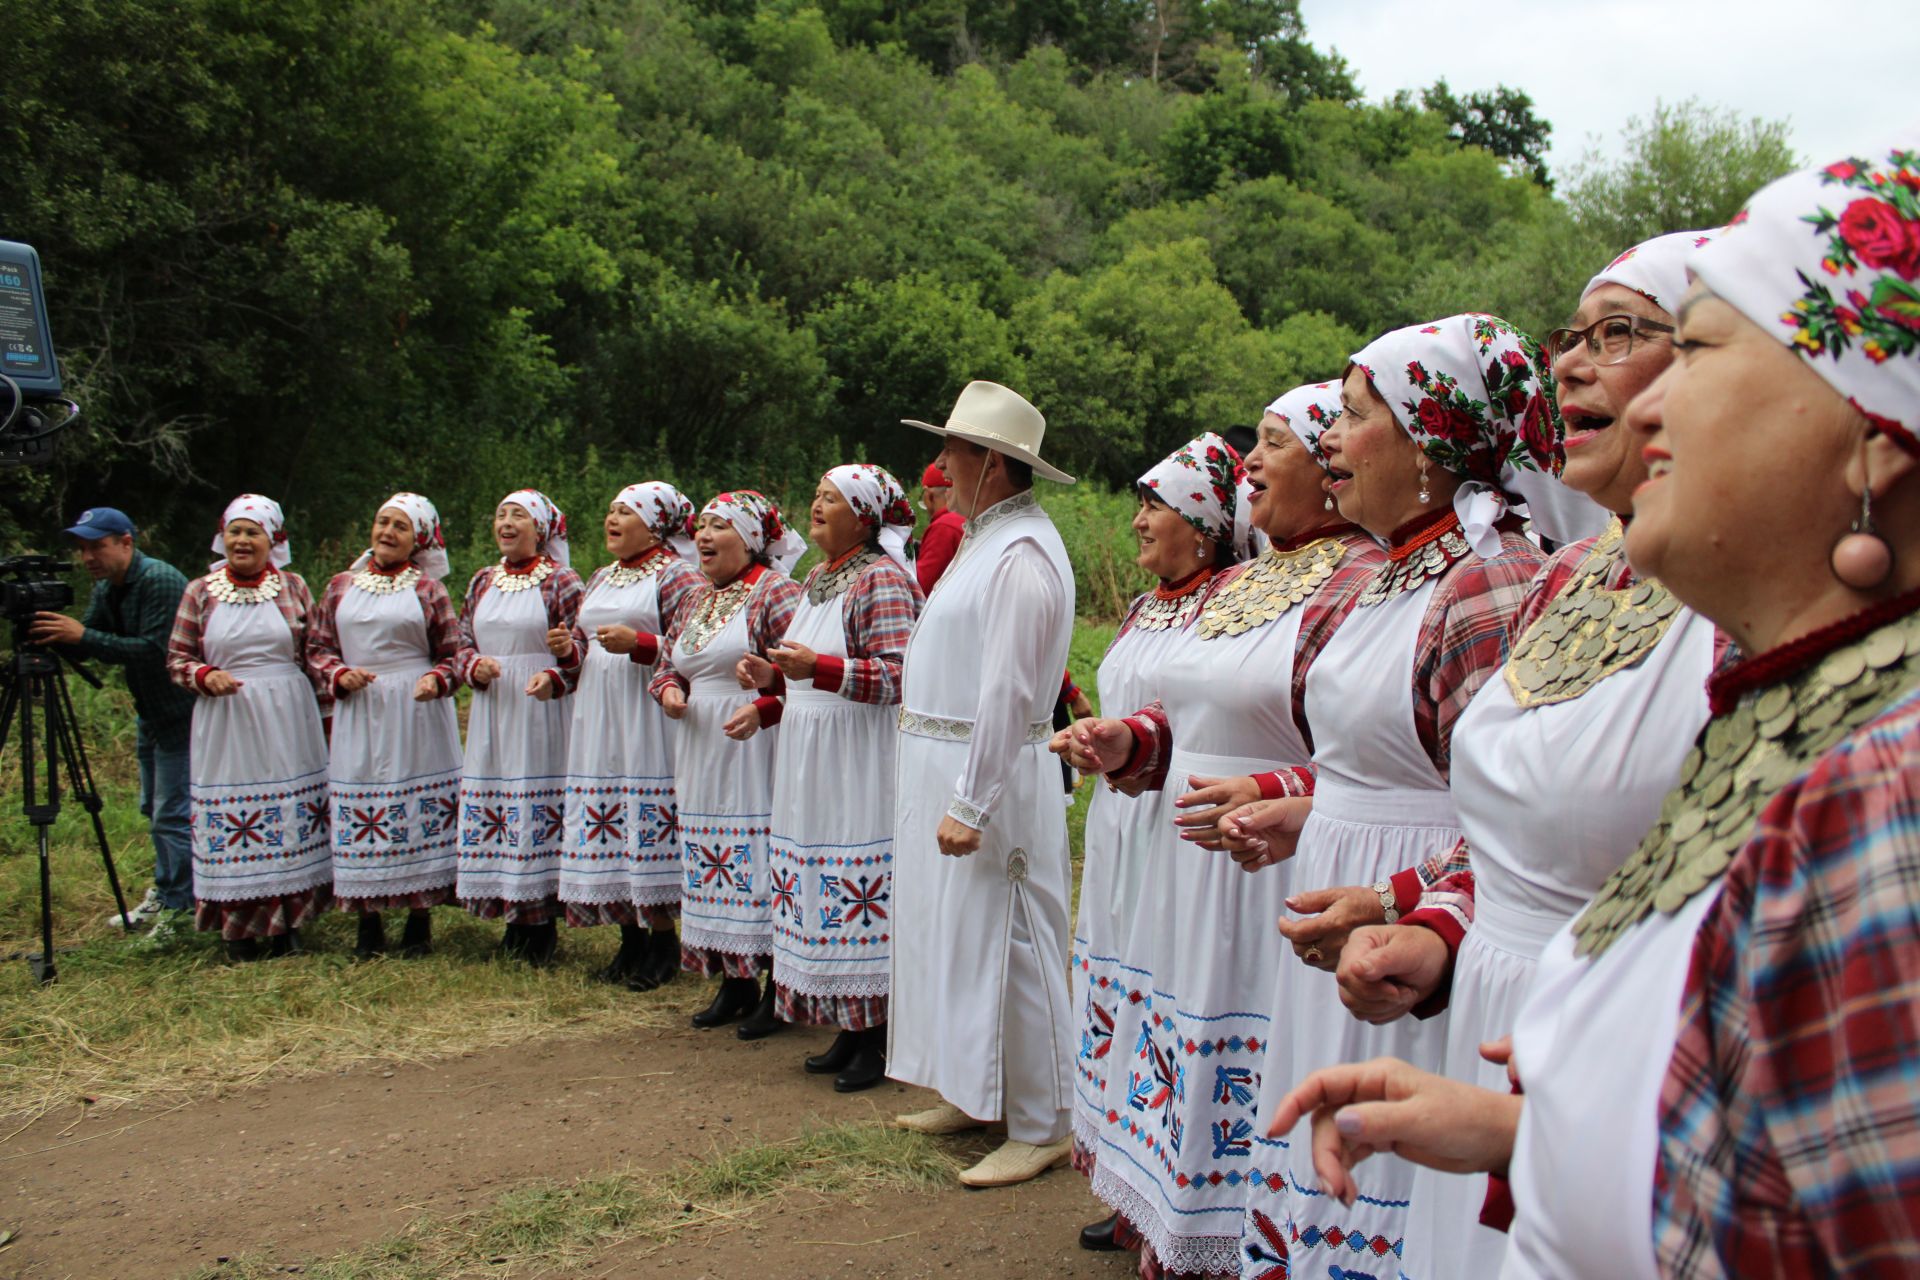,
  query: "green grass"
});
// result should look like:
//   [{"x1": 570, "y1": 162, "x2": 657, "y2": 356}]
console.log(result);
[
  {"x1": 177, "y1": 1121, "x2": 960, "y2": 1280},
  {"x1": 0, "y1": 623, "x2": 1118, "y2": 1118}
]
